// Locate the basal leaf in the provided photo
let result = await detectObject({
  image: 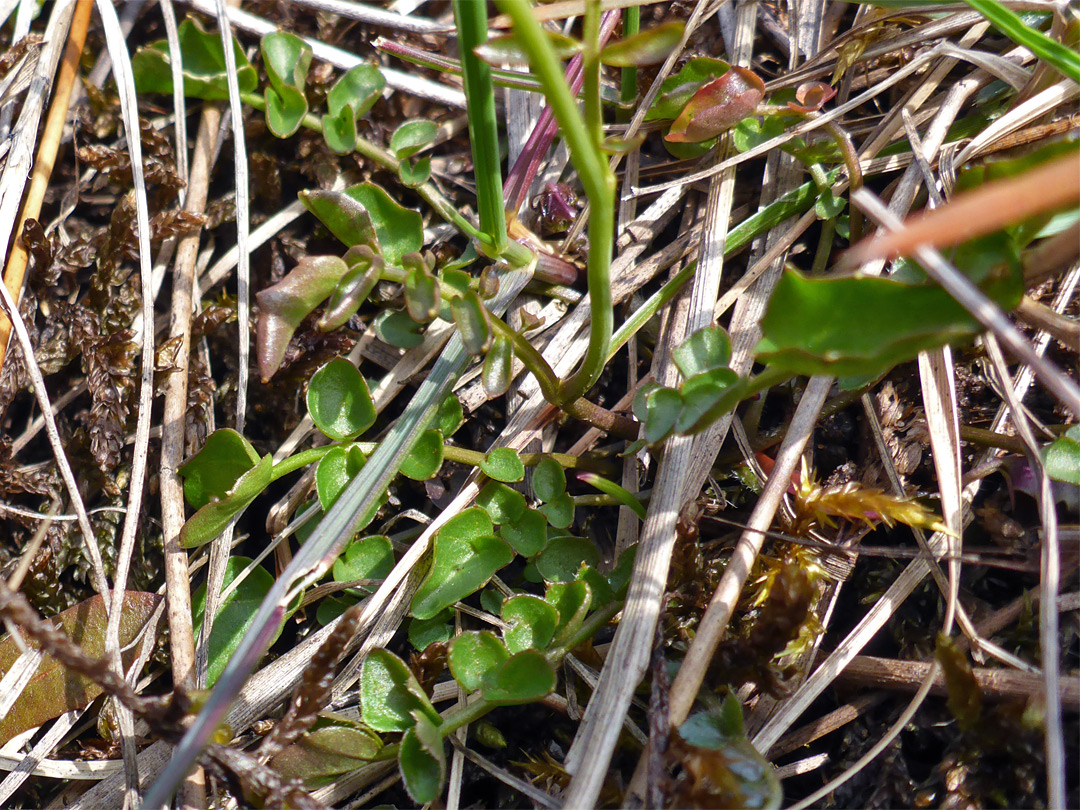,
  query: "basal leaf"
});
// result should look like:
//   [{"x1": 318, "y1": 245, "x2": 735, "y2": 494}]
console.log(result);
[
  {"x1": 192, "y1": 557, "x2": 280, "y2": 687},
  {"x1": 390, "y1": 119, "x2": 438, "y2": 160},
  {"x1": 547, "y1": 580, "x2": 592, "y2": 646},
  {"x1": 448, "y1": 630, "x2": 509, "y2": 693},
  {"x1": 531, "y1": 456, "x2": 566, "y2": 503},
  {"x1": 499, "y1": 507, "x2": 548, "y2": 557},
  {"x1": 399, "y1": 711, "x2": 445, "y2": 805},
  {"x1": 534, "y1": 536, "x2": 597, "y2": 583},
  {"x1": 600, "y1": 21, "x2": 684, "y2": 67},
  {"x1": 673, "y1": 325, "x2": 733, "y2": 379},
  {"x1": 481, "y1": 447, "x2": 525, "y2": 484},
  {"x1": 308, "y1": 358, "x2": 377, "y2": 441},
  {"x1": 374, "y1": 309, "x2": 425, "y2": 349},
  {"x1": 645, "y1": 57, "x2": 731, "y2": 122},
  {"x1": 178, "y1": 428, "x2": 260, "y2": 510},
  {"x1": 1042, "y1": 425, "x2": 1080, "y2": 485},
  {"x1": 256, "y1": 255, "x2": 349, "y2": 381},
  {"x1": 480, "y1": 650, "x2": 556, "y2": 705},
  {"x1": 333, "y1": 535, "x2": 394, "y2": 589},
  {"x1": 319, "y1": 247, "x2": 384, "y2": 331},
  {"x1": 666, "y1": 66, "x2": 765, "y2": 143},
  {"x1": 132, "y1": 19, "x2": 257, "y2": 101},
  {"x1": 299, "y1": 190, "x2": 379, "y2": 251},
  {"x1": 399, "y1": 429, "x2": 444, "y2": 481},
  {"x1": 360, "y1": 649, "x2": 440, "y2": 732},
  {"x1": 0, "y1": 592, "x2": 160, "y2": 744},
  {"x1": 410, "y1": 509, "x2": 514, "y2": 620},
  {"x1": 181, "y1": 455, "x2": 273, "y2": 548},
  {"x1": 269, "y1": 716, "x2": 382, "y2": 786},
  {"x1": 501, "y1": 595, "x2": 558, "y2": 654},
  {"x1": 477, "y1": 481, "x2": 527, "y2": 525}
]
